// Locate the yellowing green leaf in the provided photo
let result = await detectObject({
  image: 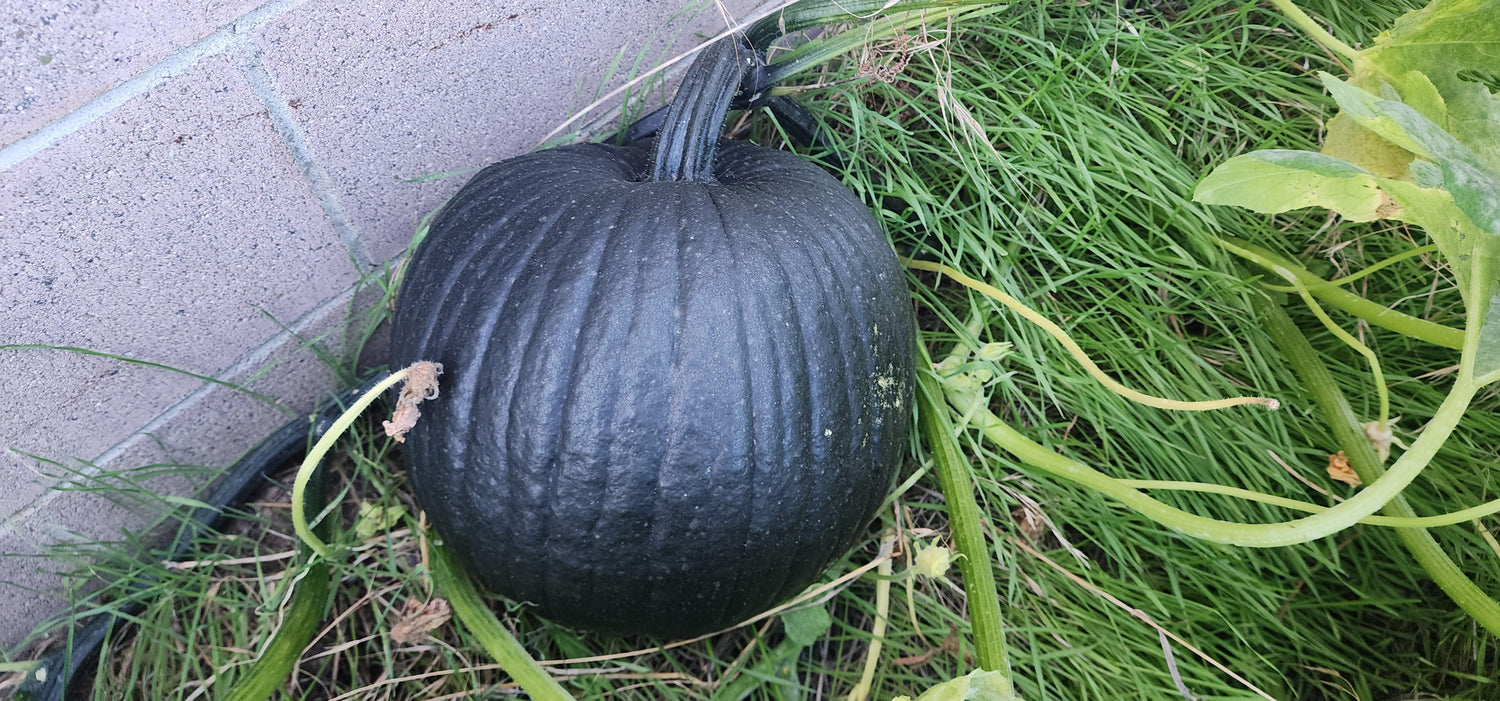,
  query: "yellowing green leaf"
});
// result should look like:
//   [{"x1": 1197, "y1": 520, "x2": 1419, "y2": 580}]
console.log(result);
[
  {"x1": 1321, "y1": 73, "x2": 1464, "y2": 162},
  {"x1": 1193, "y1": 150, "x2": 1386, "y2": 221},
  {"x1": 911, "y1": 669, "x2": 1020, "y2": 701},
  {"x1": 1474, "y1": 293, "x2": 1500, "y2": 380},
  {"x1": 1355, "y1": 0, "x2": 1500, "y2": 173},
  {"x1": 1316, "y1": 73, "x2": 1500, "y2": 312},
  {"x1": 1197, "y1": 0, "x2": 1500, "y2": 381},
  {"x1": 1322, "y1": 112, "x2": 1414, "y2": 180},
  {"x1": 1362, "y1": 0, "x2": 1499, "y2": 77},
  {"x1": 354, "y1": 501, "x2": 408, "y2": 541},
  {"x1": 1393, "y1": 70, "x2": 1449, "y2": 127}
]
